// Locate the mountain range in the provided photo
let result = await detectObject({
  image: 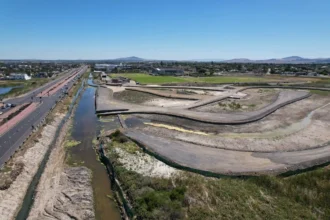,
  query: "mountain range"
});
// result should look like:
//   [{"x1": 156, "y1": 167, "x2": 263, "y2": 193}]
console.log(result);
[
  {"x1": 110, "y1": 56, "x2": 330, "y2": 64},
  {"x1": 223, "y1": 56, "x2": 330, "y2": 64}
]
